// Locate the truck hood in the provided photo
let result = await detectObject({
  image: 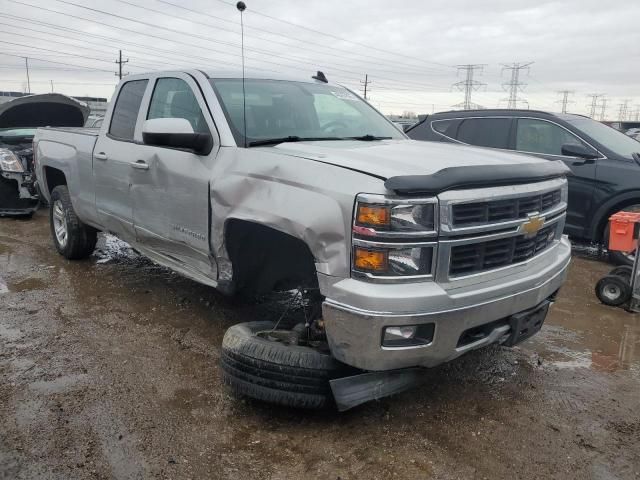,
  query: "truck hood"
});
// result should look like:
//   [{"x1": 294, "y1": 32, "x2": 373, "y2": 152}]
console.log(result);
[
  {"x1": 0, "y1": 93, "x2": 89, "y2": 129},
  {"x1": 269, "y1": 139, "x2": 570, "y2": 194}
]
